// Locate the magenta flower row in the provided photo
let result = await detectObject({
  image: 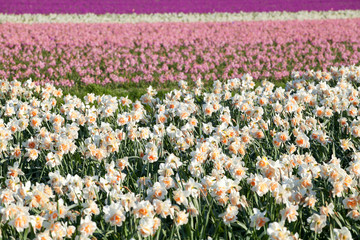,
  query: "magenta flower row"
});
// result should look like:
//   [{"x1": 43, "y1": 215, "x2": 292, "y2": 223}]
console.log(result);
[
  {"x1": 1, "y1": 19, "x2": 360, "y2": 87},
  {"x1": 0, "y1": 0, "x2": 359, "y2": 14}
]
